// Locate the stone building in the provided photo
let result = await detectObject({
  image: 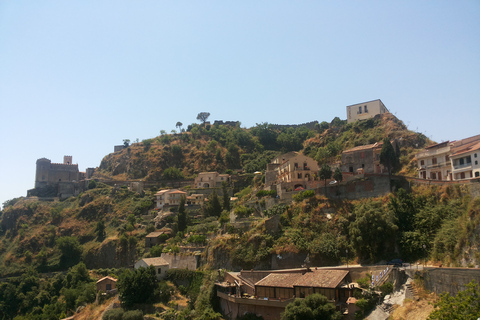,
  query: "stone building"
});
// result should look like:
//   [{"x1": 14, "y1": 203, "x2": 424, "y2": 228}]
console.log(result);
[
  {"x1": 154, "y1": 189, "x2": 187, "y2": 209},
  {"x1": 346, "y1": 99, "x2": 389, "y2": 124},
  {"x1": 29, "y1": 156, "x2": 94, "y2": 199},
  {"x1": 194, "y1": 172, "x2": 230, "y2": 188},
  {"x1": 135, "y1": 257, "x2": 169, "y2": 280},
  {"x1": 340, "y1": 140, "x2": 397, "y2": 175},
  {"x1": 35, "y1": 156, "x2": 83, "y2": 188}
]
